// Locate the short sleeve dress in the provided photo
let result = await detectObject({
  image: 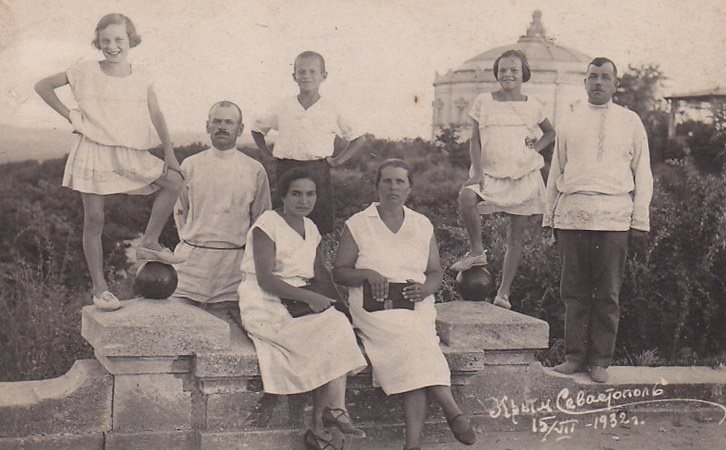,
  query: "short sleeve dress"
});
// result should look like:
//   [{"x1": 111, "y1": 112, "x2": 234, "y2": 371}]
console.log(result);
[
  {"x1": 237, "y1": 210, "x2": 367, "y2": 395},
  {"x1": 62, "y1": 60, "x2": 164, "y2": 195},
  {"x1": 344, "y1": 203, "x2": 451, "y2": 395},
  {"x1": 466, "y1": 92, "x2": 547, "y2": 215}
]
